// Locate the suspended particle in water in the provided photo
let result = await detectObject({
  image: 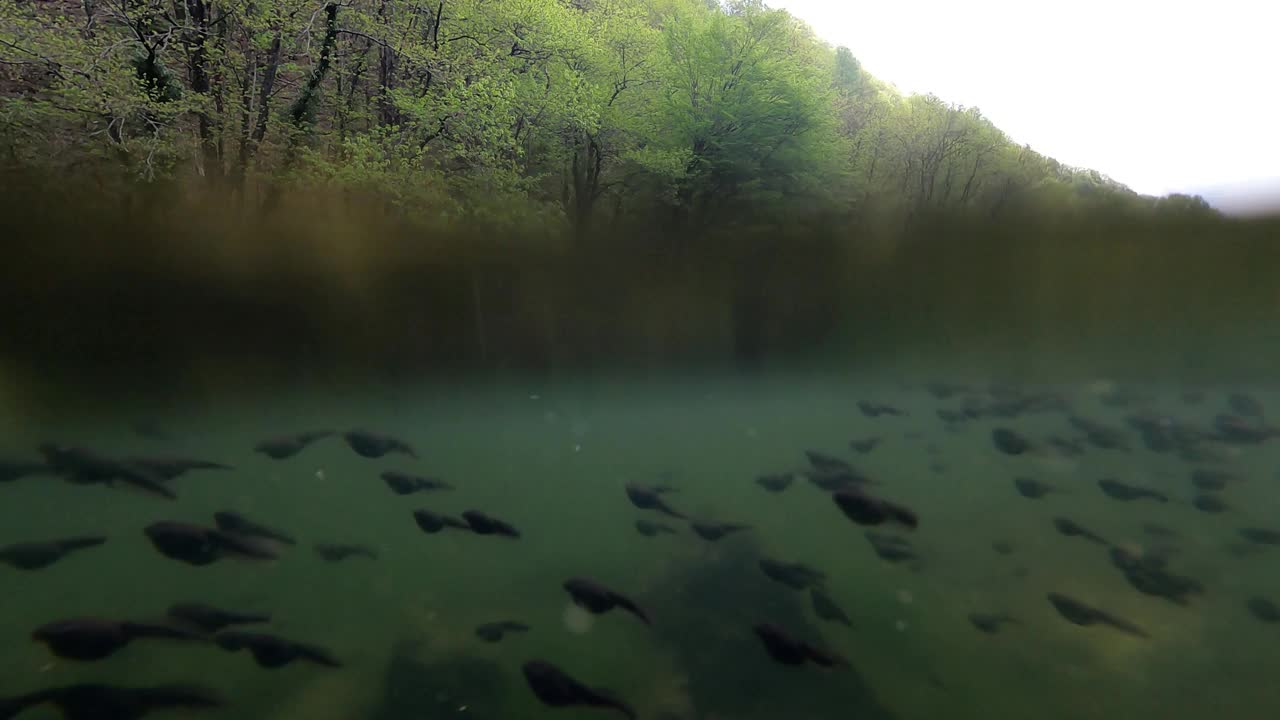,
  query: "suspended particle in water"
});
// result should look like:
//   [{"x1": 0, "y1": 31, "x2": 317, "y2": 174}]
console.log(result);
[
  {"x1": 1117, "y1": 541, "x2": 1145, "y2": 558},
  {"x1": 1086, "y1": 380, "x2": 1115, "y2": 396},
  {"x1": 563, "y1": 603, "x2": 595, "y2": 635},
  {"x1": 895, "y1": 620, "x2": 908, "y2": 632},
  {"x1": 1038, "y1": 457, "x2": 1079, "y2": 476},
  {"x1": 315, "y1": 469, "x2": 326, "y2": 481},
  {"x1": 897, "y1": 589, "x2": 914, "y2": 605}
]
